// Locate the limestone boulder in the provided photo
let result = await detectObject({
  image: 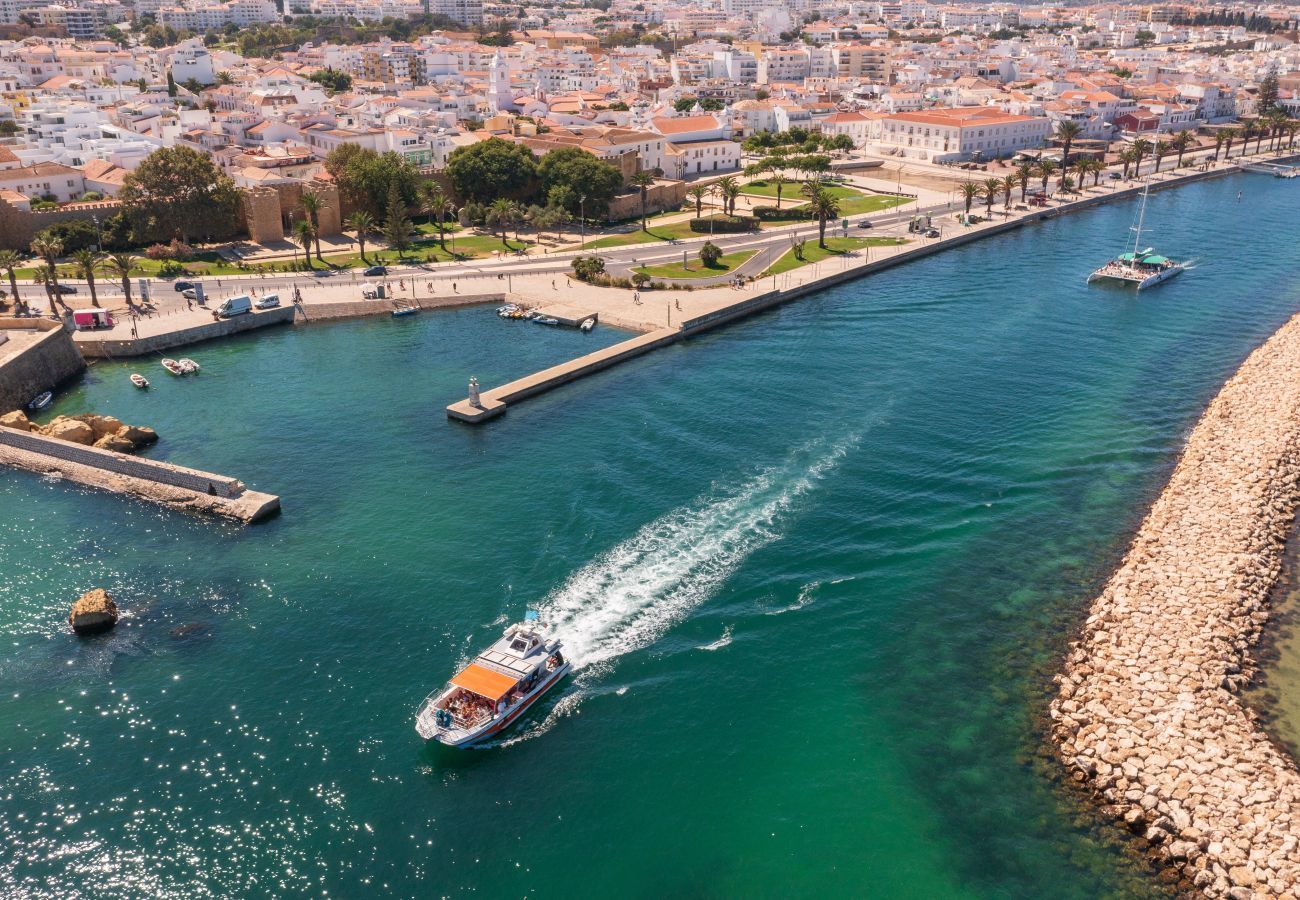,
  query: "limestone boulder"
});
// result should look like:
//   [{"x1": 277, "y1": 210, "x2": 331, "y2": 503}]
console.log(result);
[
  {"x1": 68, "y1": 588, "x2": 119, "y2": 635},
  {"x1": 42, "y1": 416, "x2": 95, "y2": 445},
  {"x1": 0, "y1": 409, "x2": 31, "y2": 431},
  {"x1": 116, "y1": 425, "x2": 158, "y2": 446},
  {"x1": 79, "y1": 414, "x2": 125, "y2": 440},
  {"x1": 93, "y1": 433, "x2": 136, "y2": 453}
]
